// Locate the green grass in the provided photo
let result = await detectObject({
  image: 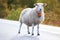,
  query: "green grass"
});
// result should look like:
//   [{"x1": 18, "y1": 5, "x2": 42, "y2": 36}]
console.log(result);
[{"x1": 0, "y1": 0, "x2": 60, "y2": 26}]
